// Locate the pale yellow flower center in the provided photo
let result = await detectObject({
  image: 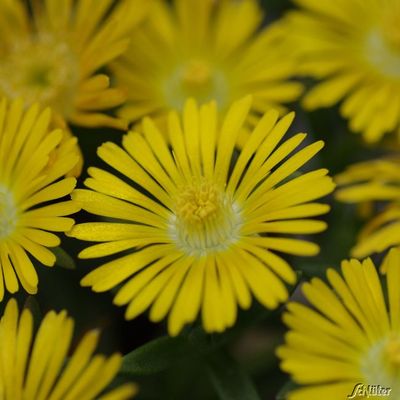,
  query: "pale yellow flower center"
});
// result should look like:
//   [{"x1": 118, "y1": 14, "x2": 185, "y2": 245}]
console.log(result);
[
  {"x1": 382, "y1": 8, "x2": 400, "y2": 52},
  {"x1": 176, "y1": 181, "x2": 219, "y2": 224},
  {"x1": 0, "y1": 185, "x2": 17, "y2": 240},
  {"x1": 181, "y1": 60, "x2": 212, "y2": 88},
  {"x1": 385, "y1": 337, "x2": 400, "y2": 367},
  {"x1": 164, "y1": 58, "x2": 228, "y2": 110},
  {"x1": 361, "y1": 335, "x2": 400, "y2": 397},
  {"x1": 0, "y1": 33, "x2": 79, "y2": 117},
  {"x1": 365, "y1": 6, "x2": 400, "y2": 79},
  {"x1": 169, "y1": 180, "x2": 241, "y2": 255}
]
